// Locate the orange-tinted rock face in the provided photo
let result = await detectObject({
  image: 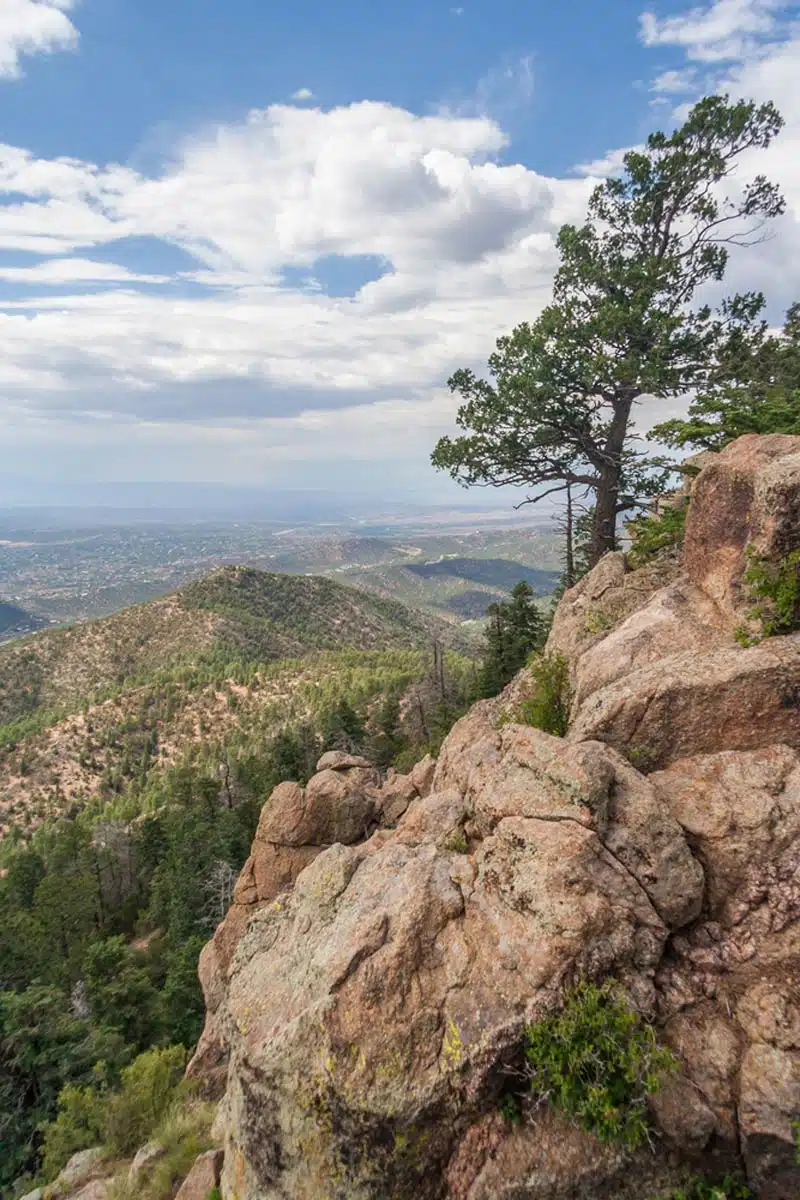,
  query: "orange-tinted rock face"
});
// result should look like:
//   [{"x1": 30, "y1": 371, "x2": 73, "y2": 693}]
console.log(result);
[
  {"x1": 189, "y1": 437, "x2": 800, "y2": 1198},
  {"x1": 186, "y1": 755, "x2": 421, "y2": 1098},
  {"x1": 682, "y1": 433, "x2": 800, "y2": 624}
]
